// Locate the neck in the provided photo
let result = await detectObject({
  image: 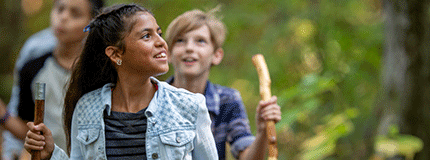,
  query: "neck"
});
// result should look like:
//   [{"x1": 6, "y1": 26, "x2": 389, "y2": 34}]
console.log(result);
[
  {"x1": 112, "y1": 72, "x2": 155, "y2": 113},
  {"x1": 172, "y1": 73, "x2": 208, "y2": 94},
  {"x1": 54, "y1": 42, "x2": 82, "y2": 70}
]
